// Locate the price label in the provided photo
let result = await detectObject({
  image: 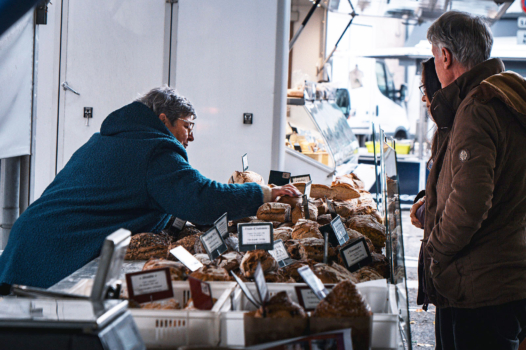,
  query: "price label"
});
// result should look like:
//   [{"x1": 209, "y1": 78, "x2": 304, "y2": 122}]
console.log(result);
[
  {"x1": 238, "y1": 222, "x2": 274, "y2": 251},
  {"x1": 330, "y1": 215, "x2": 349, "y2": 246},
  {"x1": 200, "y1": 227, "x2": 228, "y2": 260},
  {"x1": 519, "y1": 17, "x2": 526, "y2": 29},
  {"x1": 298, "y1": 266, "x2": 329, "y2": 300},
  {"x1": 125, "y1": 268, "x2": 174, "y2": 304},
  {"x1": 188, "y1": 276, "x2": 214, "y2": 310},
  {"x1": 291, "y1": 174, "x2": 311, "y2": 183},
  {"x1": 295, "y1": 285, "x2": 334, "y2": 311},
  {"x1": 230, "y1": 271, "x2": 261, "y2": 308},
  {"x1": 340, "y1": 237, "x2": 372, "y2": 272},
  {"x1": 268, "y1": 170, "x2": 291, "y2": 186},
  {"x1": 170, "y1": 246, "x2": 203, "y2": 272},
  {"x1": 172, "y1": 217, "x2": 187, "y2": 231},
  {"x1": 268, "y1": 239, "x2": 294, "y2": 267},
  {"x1": 242, "y1": 153, "x2": 249, "y2": 171},
  {"x1": 254, "y1": 262, "x2": 269, "y2": 305},
  {"x1": 214, "y1": 212, "x2": 229, "y2": 238}
]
